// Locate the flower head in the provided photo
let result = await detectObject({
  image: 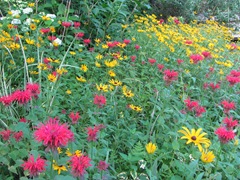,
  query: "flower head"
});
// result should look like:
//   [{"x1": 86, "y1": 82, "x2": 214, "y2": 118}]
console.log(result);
[
  {"x1": 215, "y1": 126, "x2": 235, "y2": 143},
  {"x1": 97, "y1": 161, "x2": 109, "y2": 171},
  {"x1": 93, "y1": 95, "x2": 106, "y2": 108},
  {"x1": 223, "y1": 117, "x2": 238, "y2": 129},
  {"x1": 221, "y1": 100, "x2": 235, "y2": 114},
  {"x1": 69, "y1": 154, "x2": 91, "y2": 177},
  {"x1": 34, "y1": 117, "x2": 74, "y2": 150},
  {"x1": 22, "y1": 155, "x2": 47, "y2": 177},
  {"x1": 69, "y1": 112, "x2": 80, "y2": 124},
  {"x1": 145, "y1": 142, "x2": 157, "y2": 154},
  {"x1": 13, "y1": 131, "x2": 23, "y2": 142},
  {"x1": 178, "y1": 127, "x2": 211, "y2": 151},
  {"x1": 26, "y1": 83, "x2": 40, "y2": 98},
  {"x1": 163, "y1": 69, "x2": 178, "y2": 85},
  {"x1": 0, "y1": 129, "x2": 12, "y2": 141},
  {"x1": 86, "y1": 124, "x2": 105, "y2": 141},
  {"x1": 53, "y1": 161, "x2": 67, "y2": 174},
  {"x1": 201, "y1": 149, "x2": 215, "y2": 163}
]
